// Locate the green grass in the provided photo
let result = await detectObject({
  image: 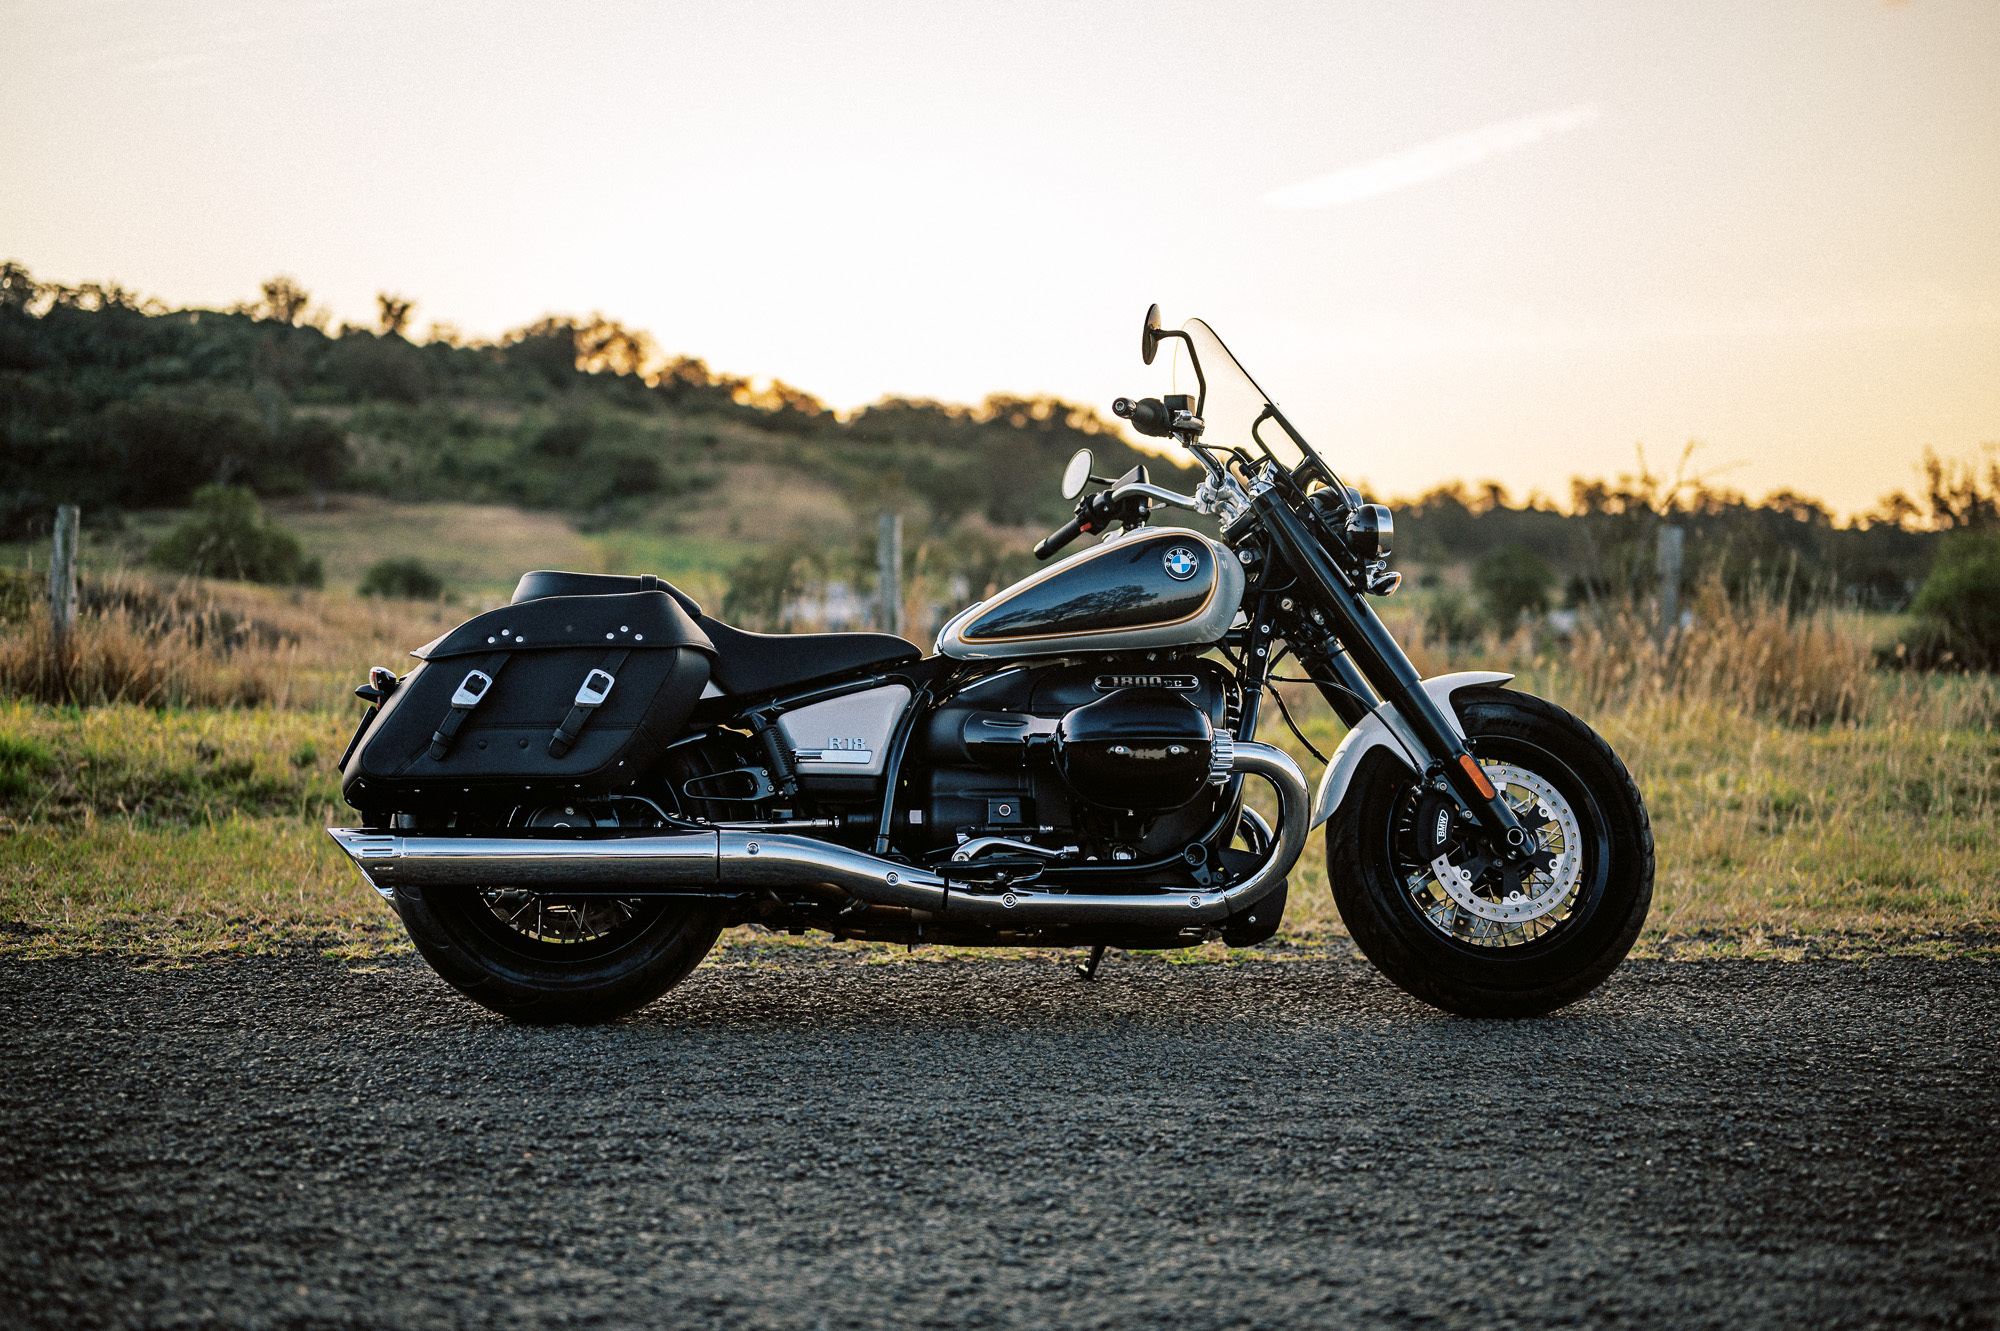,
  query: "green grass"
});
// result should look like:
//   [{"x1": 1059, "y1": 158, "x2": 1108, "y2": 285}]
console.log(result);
[{"x1": 2, "y1": 682, "x2": 1995, "y2": 962}]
